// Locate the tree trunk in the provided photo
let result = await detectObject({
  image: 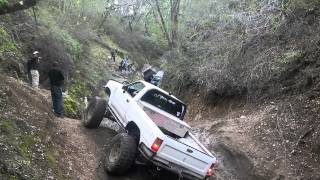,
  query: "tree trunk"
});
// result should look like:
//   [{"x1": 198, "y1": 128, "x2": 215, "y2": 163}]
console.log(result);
[
  {"x1": 144, "y1": 21, "x2": 150, "y2": 36},
  {"x1": 170, "y1": 0, "x2": 180, "y2": 48},
  {"x1": 128, "y1": 20, "x2": 133, "y2": 32},
  {"x1": 59, "y1": 0, "x2": 65, "y2": 13},
  {"x1": 0, "y1": 0, "x2": 39, "y2": 15},
  {"x1": 98, "y1": 12, "x2": 108, "y2": 29},
  {"x1": 154, "y1": 0, "x2": 172, "y2": 47},
  {"x1": 32, "y1": 7, "x2": 38, "y2": 30}
]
